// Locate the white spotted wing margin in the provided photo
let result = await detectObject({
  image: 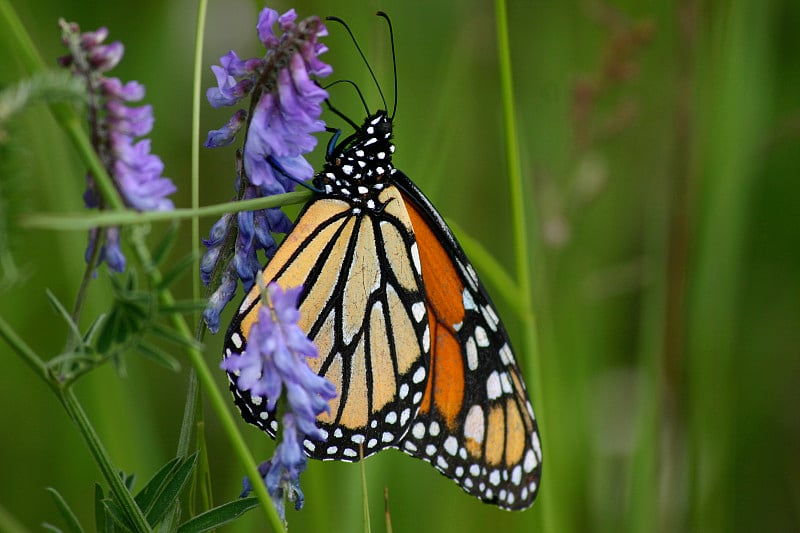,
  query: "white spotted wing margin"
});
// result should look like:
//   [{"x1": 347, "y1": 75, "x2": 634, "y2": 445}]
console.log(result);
[
  {"x1": 392, "y1": 171, "x2": 543, "y2": 511},
  {"x1": 222, "y1": 187, "x2": 432, "y2": 463}
]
